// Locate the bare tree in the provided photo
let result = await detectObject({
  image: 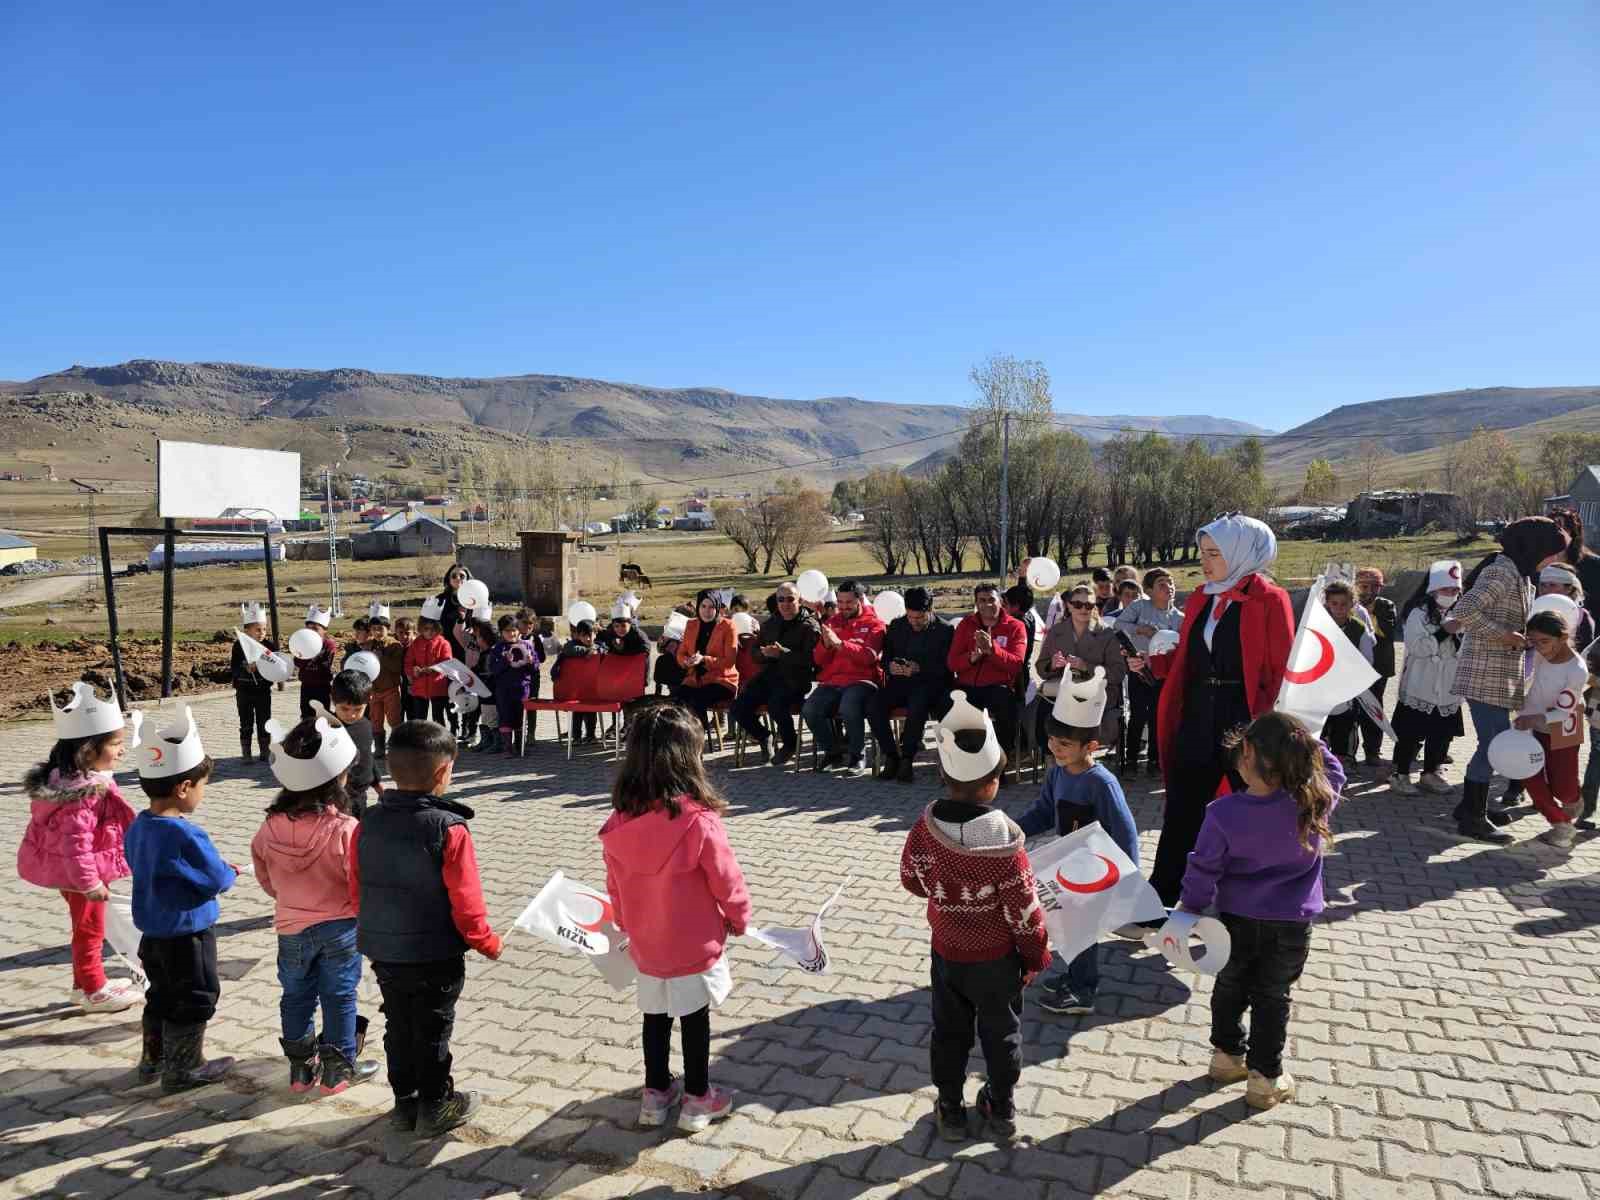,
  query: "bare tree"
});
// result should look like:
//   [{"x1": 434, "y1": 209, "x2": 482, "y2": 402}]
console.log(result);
[
  {"x1": 861, "y1": 468, "x2": 911, "y2": 575},
  {"x1": 968, "y1": 353, "x2": 1053, "y2": 438},
  {"x1": 1353, "y1": 438, "x2": 1391, "y2": 495},
  {"x1": 774, "y1": 491, "x2": 832, "y2": 573},
  {"x1": 713, "y1": 501, "x2": 762, "y2": 573}
]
